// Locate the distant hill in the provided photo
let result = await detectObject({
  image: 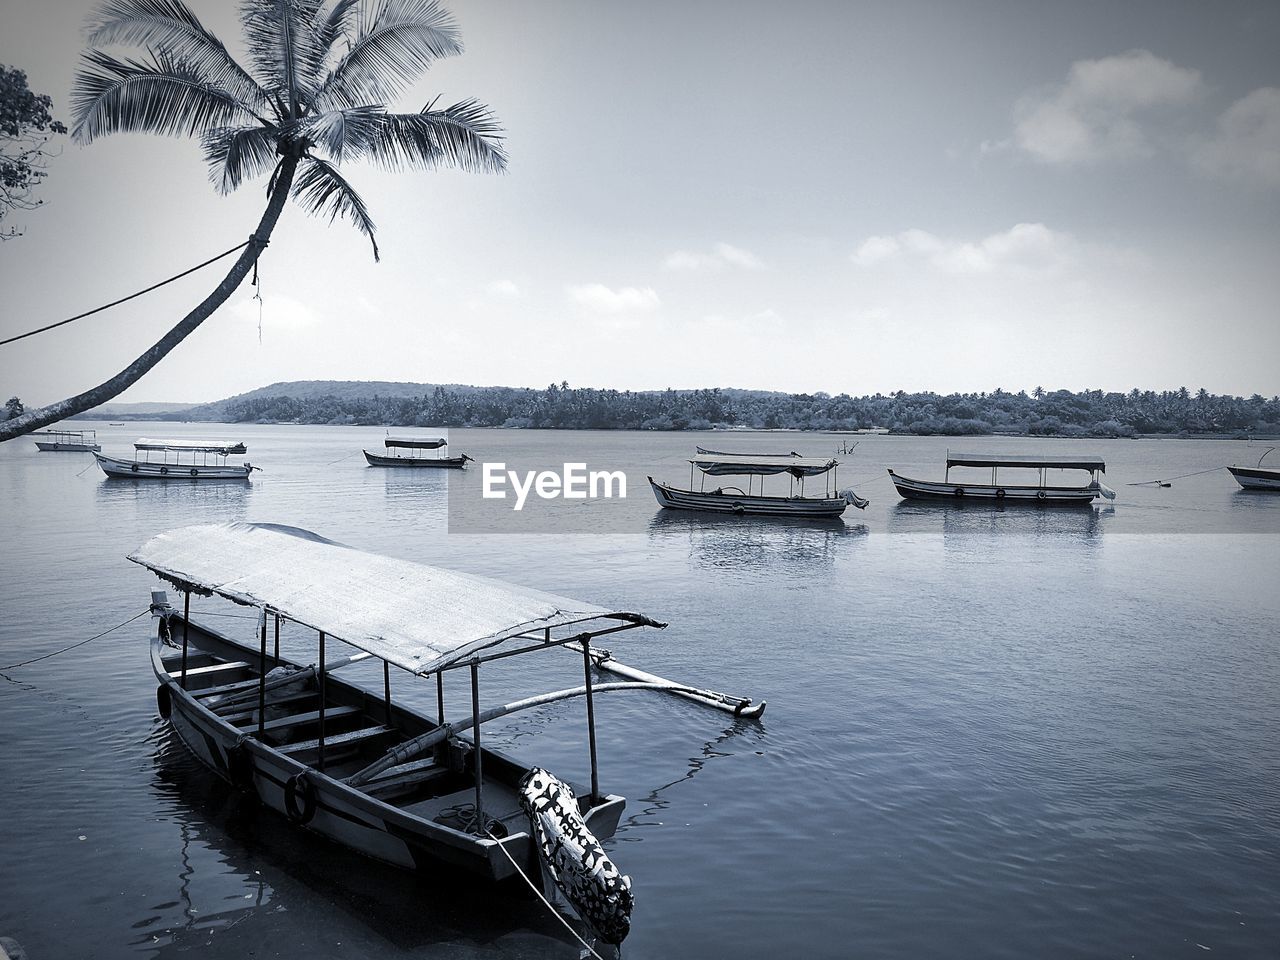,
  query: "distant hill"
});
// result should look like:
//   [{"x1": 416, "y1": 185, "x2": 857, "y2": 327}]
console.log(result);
[{"x1": 64, "y1": 379, "x2": 1280, "y2": 436}]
